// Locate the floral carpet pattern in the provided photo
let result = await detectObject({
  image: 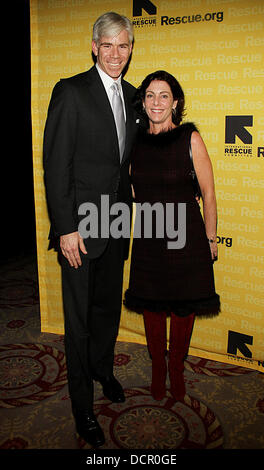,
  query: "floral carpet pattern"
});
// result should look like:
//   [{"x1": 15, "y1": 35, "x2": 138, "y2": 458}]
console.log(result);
[{"x1": 0, "y1": 255, "x2": 263, "y2": 450}]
